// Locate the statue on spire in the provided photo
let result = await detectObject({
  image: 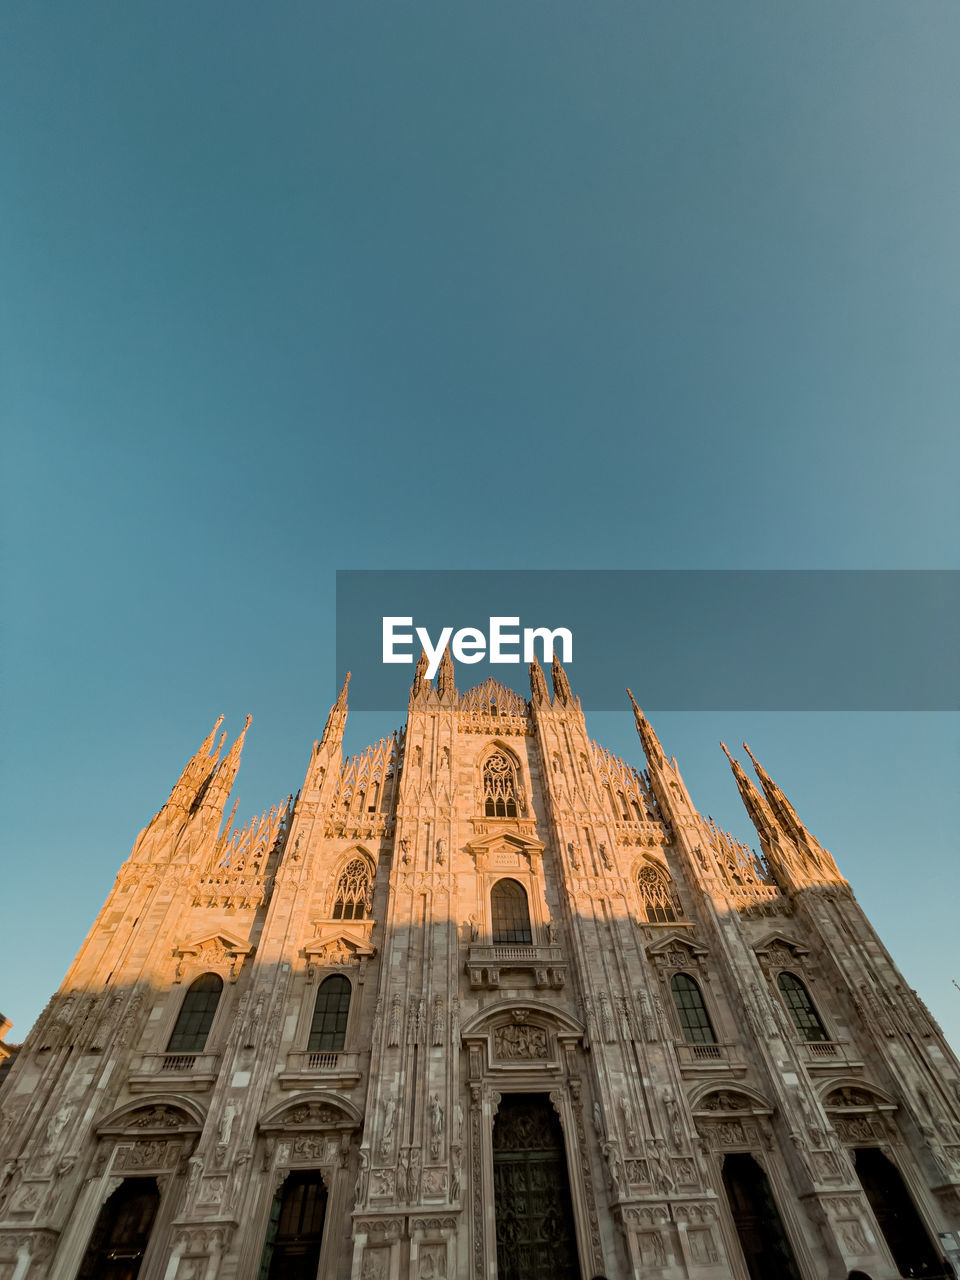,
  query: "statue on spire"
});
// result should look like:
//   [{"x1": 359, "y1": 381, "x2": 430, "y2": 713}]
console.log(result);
[{"x1": 321, "y1": 672, "x2": 351, "y2": 746}]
